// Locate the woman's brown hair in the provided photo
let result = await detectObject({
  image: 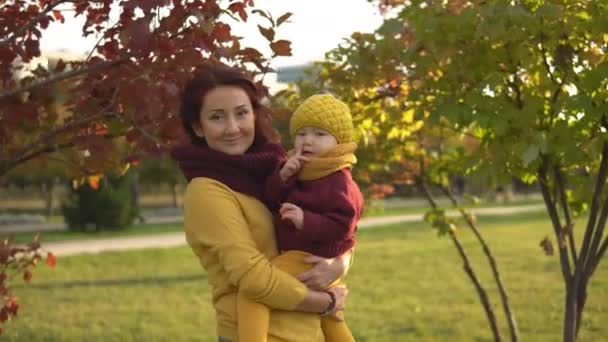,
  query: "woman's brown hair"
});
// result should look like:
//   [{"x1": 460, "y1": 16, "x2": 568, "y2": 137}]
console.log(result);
[{"x1": 179, "y1": 63, "x2": 280, "y2": 147}]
